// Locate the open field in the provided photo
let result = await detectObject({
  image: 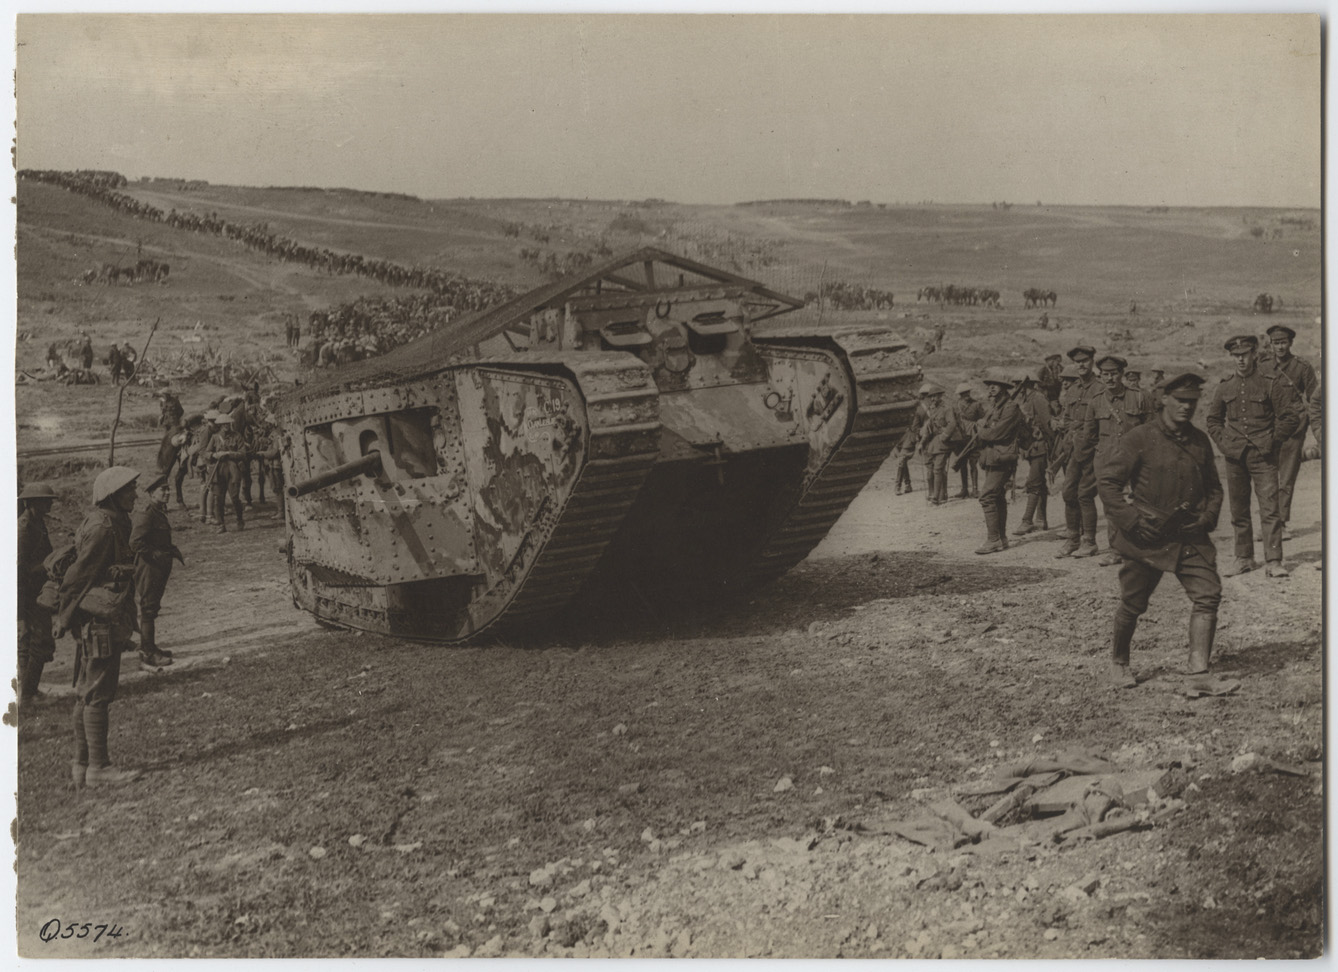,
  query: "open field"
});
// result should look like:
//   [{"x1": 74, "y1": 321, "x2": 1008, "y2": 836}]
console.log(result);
[{"x1": 13, "y1": 178, "x2": 1323, "y2": 958}]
